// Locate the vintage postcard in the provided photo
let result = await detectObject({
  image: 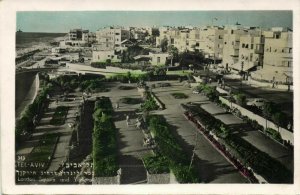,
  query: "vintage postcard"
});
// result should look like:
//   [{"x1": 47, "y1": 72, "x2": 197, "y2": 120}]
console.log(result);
[{"x1": 1, "y1": 0, "x2": 300, "y2": 194}]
